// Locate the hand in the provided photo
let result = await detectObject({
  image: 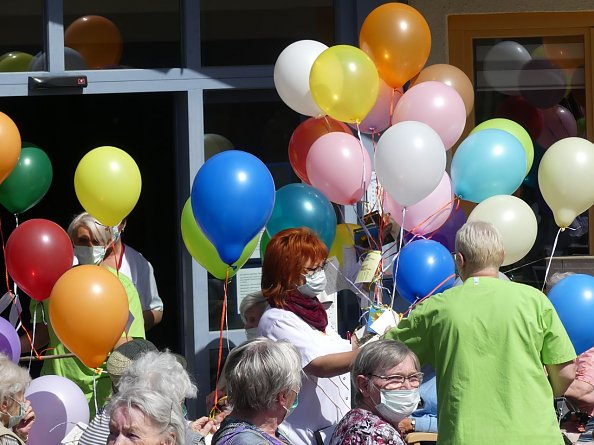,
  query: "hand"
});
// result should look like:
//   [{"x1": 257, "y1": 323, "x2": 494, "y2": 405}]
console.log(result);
[
  {"x1": 397, "y1": 418, "x2": 415, "y2": 436},
  {"x1": 190, "y1": 416, "x2": 218, "y2": 436},
  {"x1": 14, "y1": 401, "x2": 35, "y2": 440}
]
